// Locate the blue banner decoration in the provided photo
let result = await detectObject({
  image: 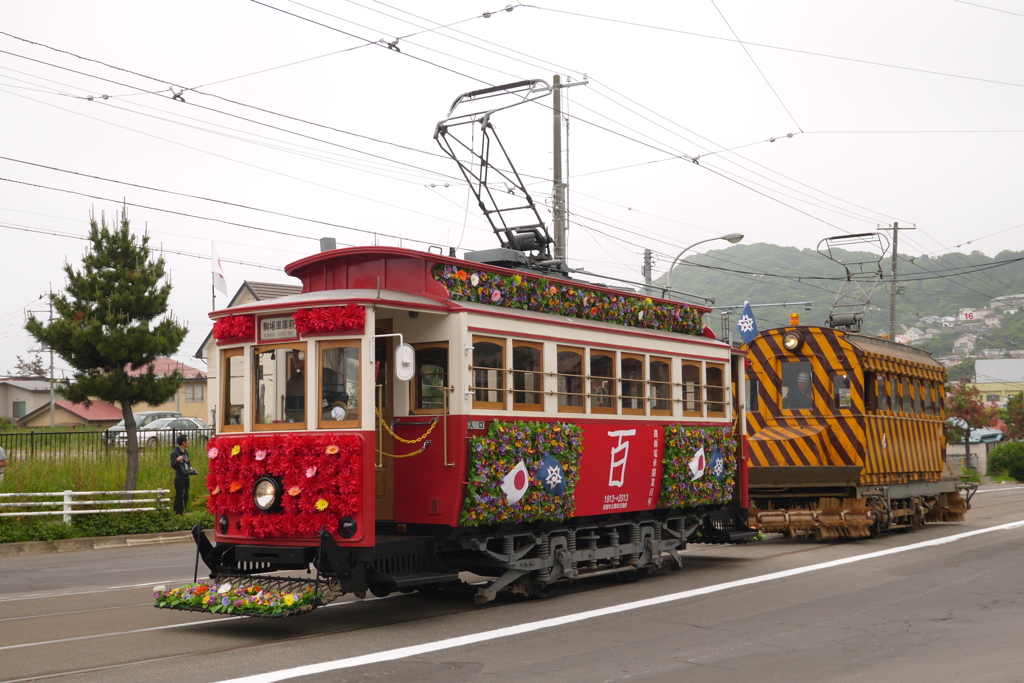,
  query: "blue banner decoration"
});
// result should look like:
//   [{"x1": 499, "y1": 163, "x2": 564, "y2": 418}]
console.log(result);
[{"x1": 736, "y1": 301, "x2": 759, "y2": 344}]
